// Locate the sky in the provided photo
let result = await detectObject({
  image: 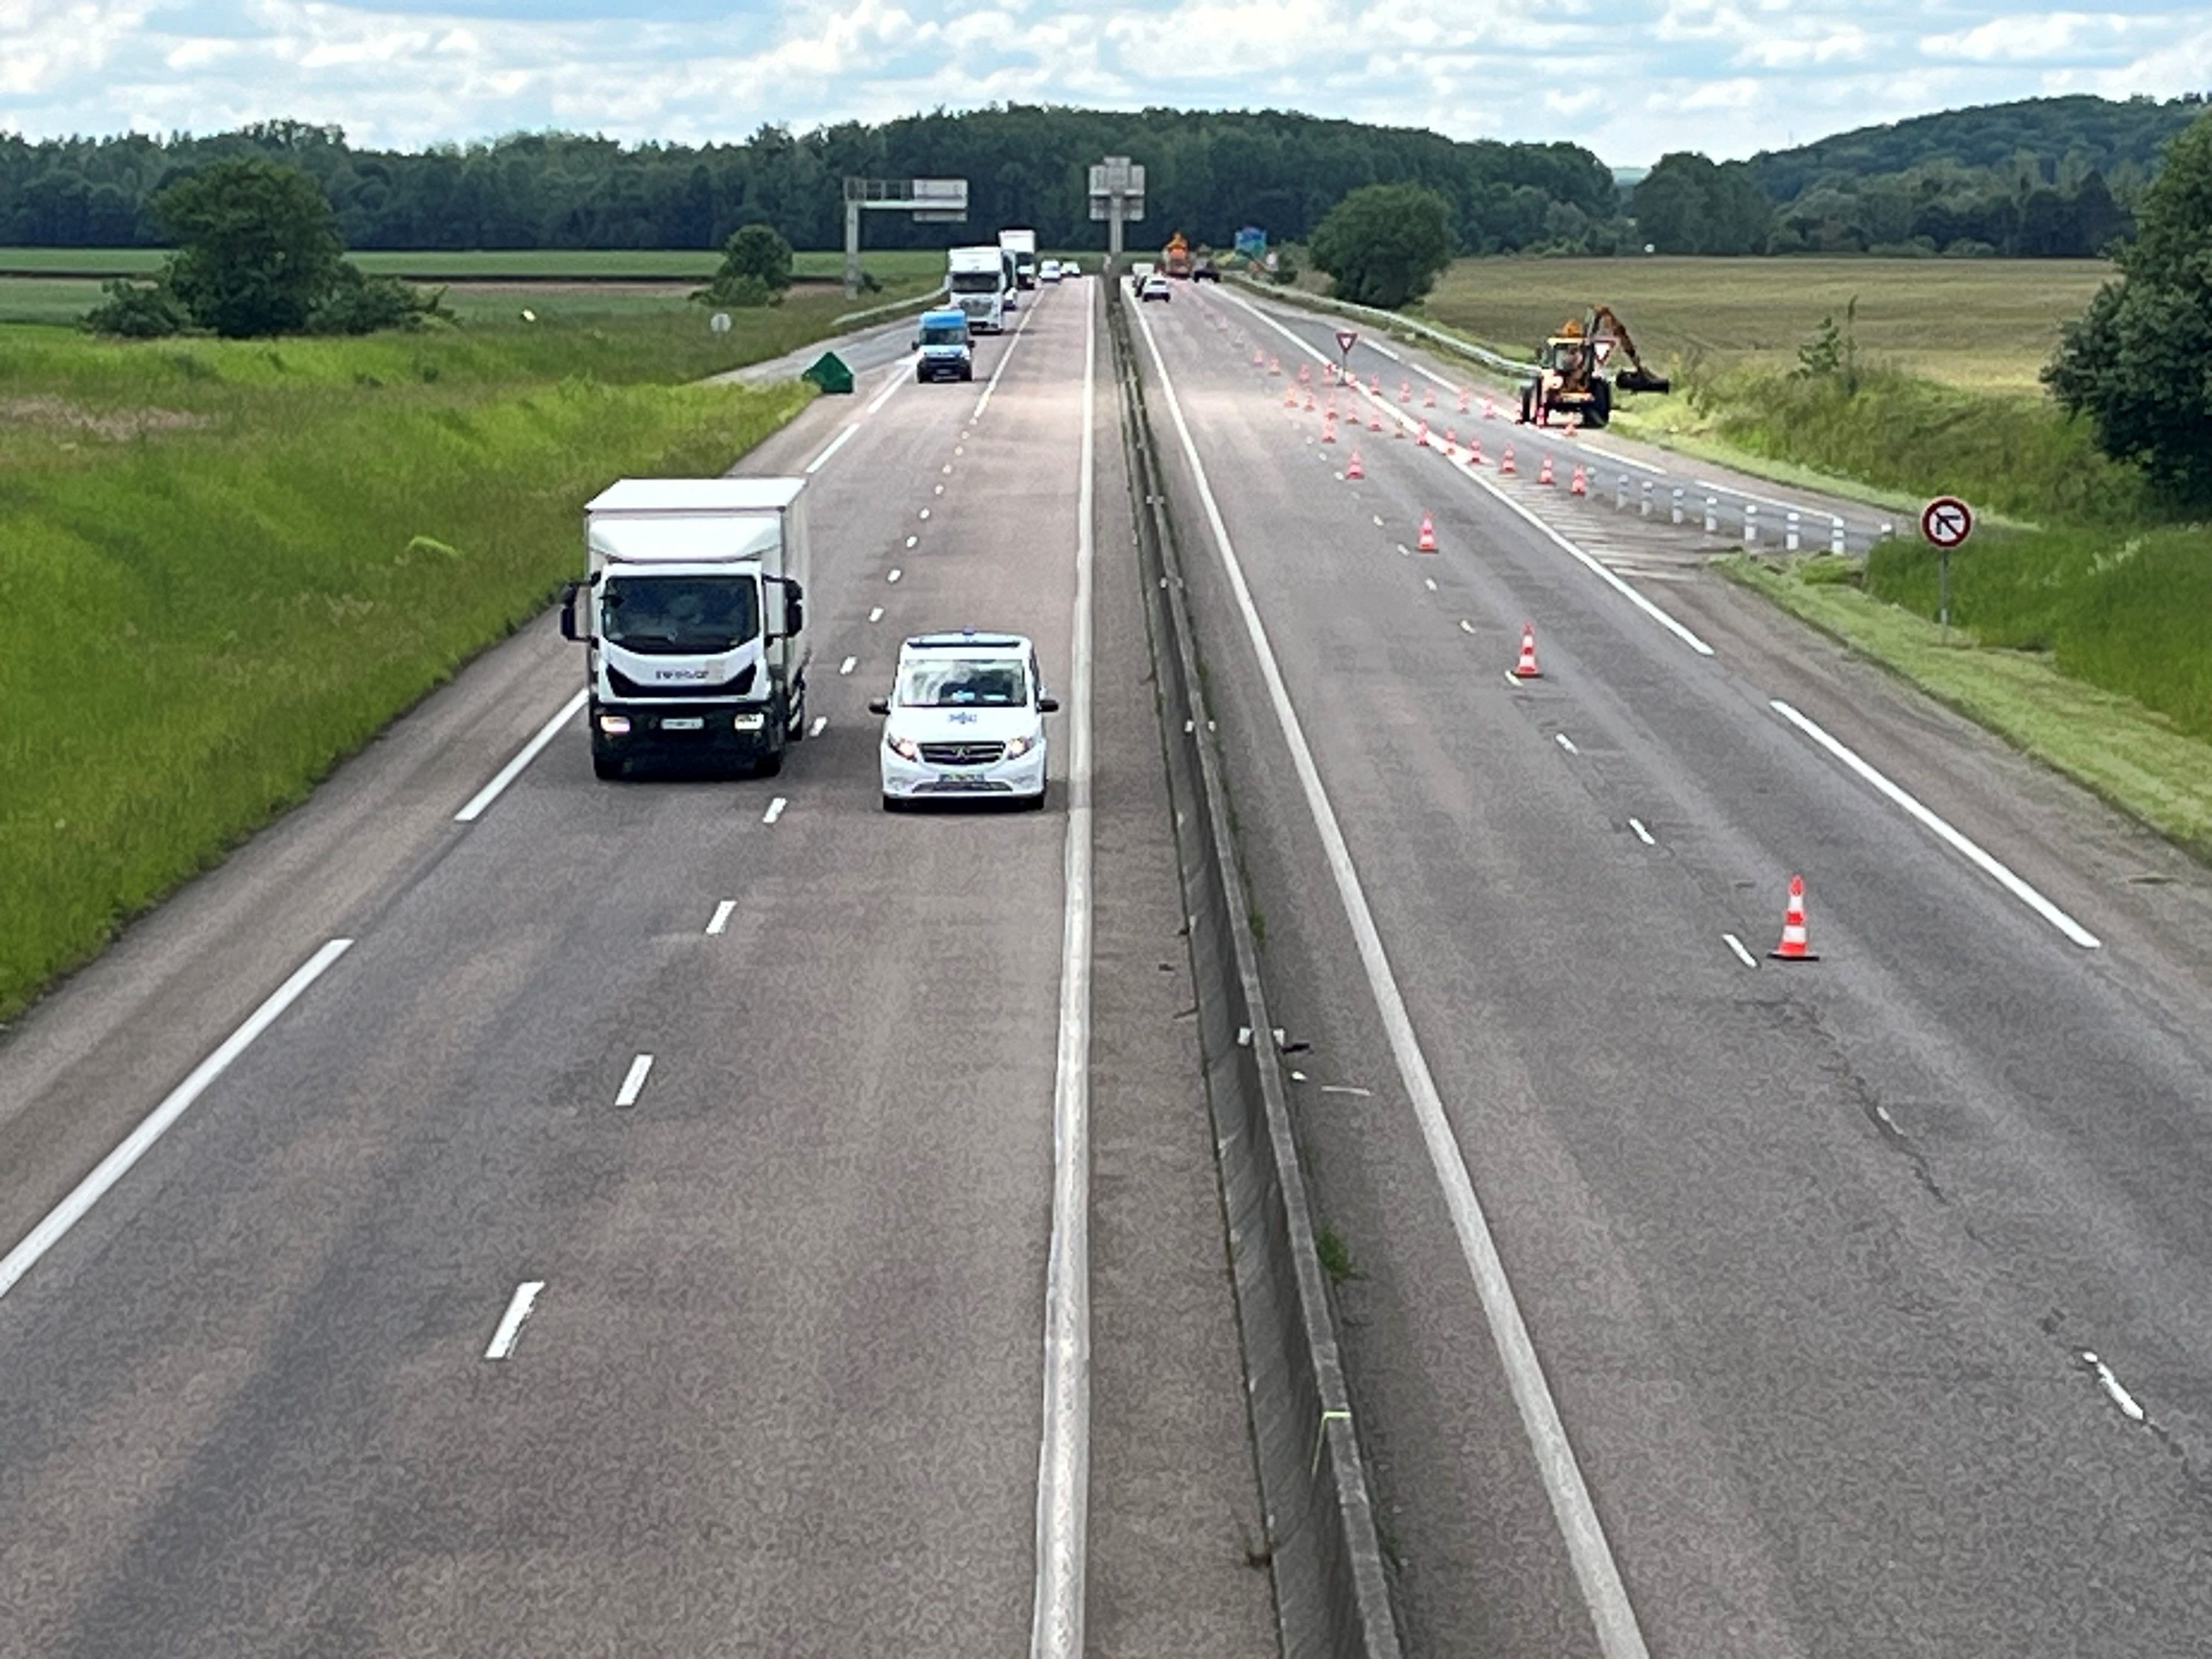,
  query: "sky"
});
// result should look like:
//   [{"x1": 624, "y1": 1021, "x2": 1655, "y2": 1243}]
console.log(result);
[{"x1": 3, "y1": 0, "x2": 2208, "y2": 166}]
